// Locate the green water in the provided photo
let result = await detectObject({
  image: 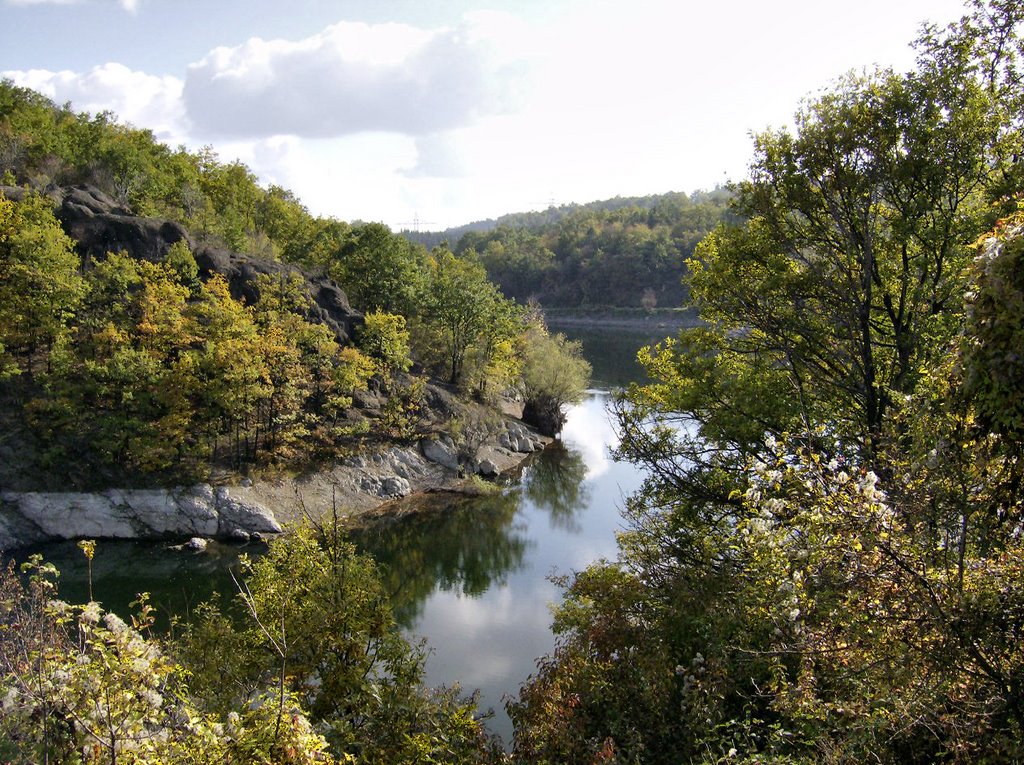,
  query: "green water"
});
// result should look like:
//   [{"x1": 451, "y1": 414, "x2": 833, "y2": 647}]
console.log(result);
[{"x1": 551, "y1": 323, "x2": 678, "y2": 388}]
